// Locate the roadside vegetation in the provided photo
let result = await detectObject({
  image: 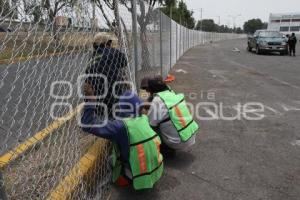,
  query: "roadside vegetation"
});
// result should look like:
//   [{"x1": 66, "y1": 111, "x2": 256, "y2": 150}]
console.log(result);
[{"x1": 0, "y1": 32, "x2": 93, "y2": 62}]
